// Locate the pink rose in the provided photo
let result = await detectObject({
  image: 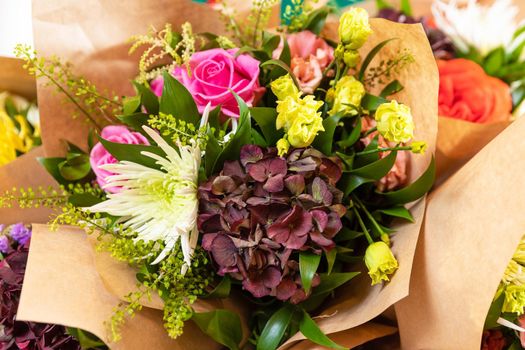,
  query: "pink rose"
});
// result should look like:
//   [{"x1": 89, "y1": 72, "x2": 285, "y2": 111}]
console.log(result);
[
  {"x1": 151, "y1": 48, "x2": 262, "y2": 118},
  {"x1": 90, "y1": 126, "x2": 149, "y2": 193},
  {"x1": 273, "y1": 31, "x2": 334, "y2": 94},
  {"x1": 361, "y1": 117, "x2": 408, "y2": 192}
]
